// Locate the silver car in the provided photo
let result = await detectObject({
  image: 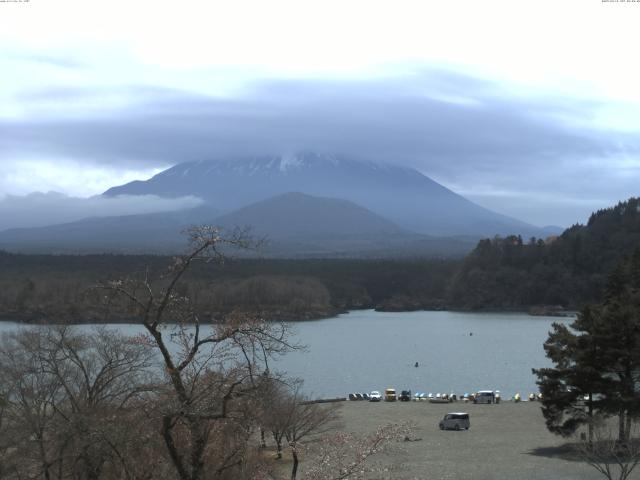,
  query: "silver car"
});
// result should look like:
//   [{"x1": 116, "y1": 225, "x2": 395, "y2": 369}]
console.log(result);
[{"x1": 439, "y1": 412, "x2": 470, "y2": 431}]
